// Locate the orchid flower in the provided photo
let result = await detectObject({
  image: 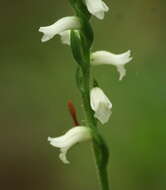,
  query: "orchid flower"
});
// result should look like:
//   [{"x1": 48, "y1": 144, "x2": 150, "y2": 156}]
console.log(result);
[
  {"x1": 48, "y1": 126, "x2": 92, "y2": 164},
  {"x1": 39, "y1": 16, "x2": 81, "y2": 42},
  {"x1": 91, "y1": 50, "x2": 133, "y2": 80}
]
